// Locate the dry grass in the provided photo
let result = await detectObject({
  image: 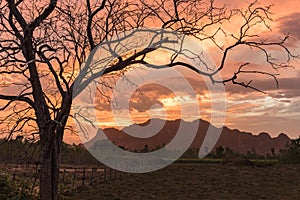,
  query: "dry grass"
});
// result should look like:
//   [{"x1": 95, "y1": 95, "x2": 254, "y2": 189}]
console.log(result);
[{"x1": 65, "y1": 163, "x2": 300, "y2": 200}]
